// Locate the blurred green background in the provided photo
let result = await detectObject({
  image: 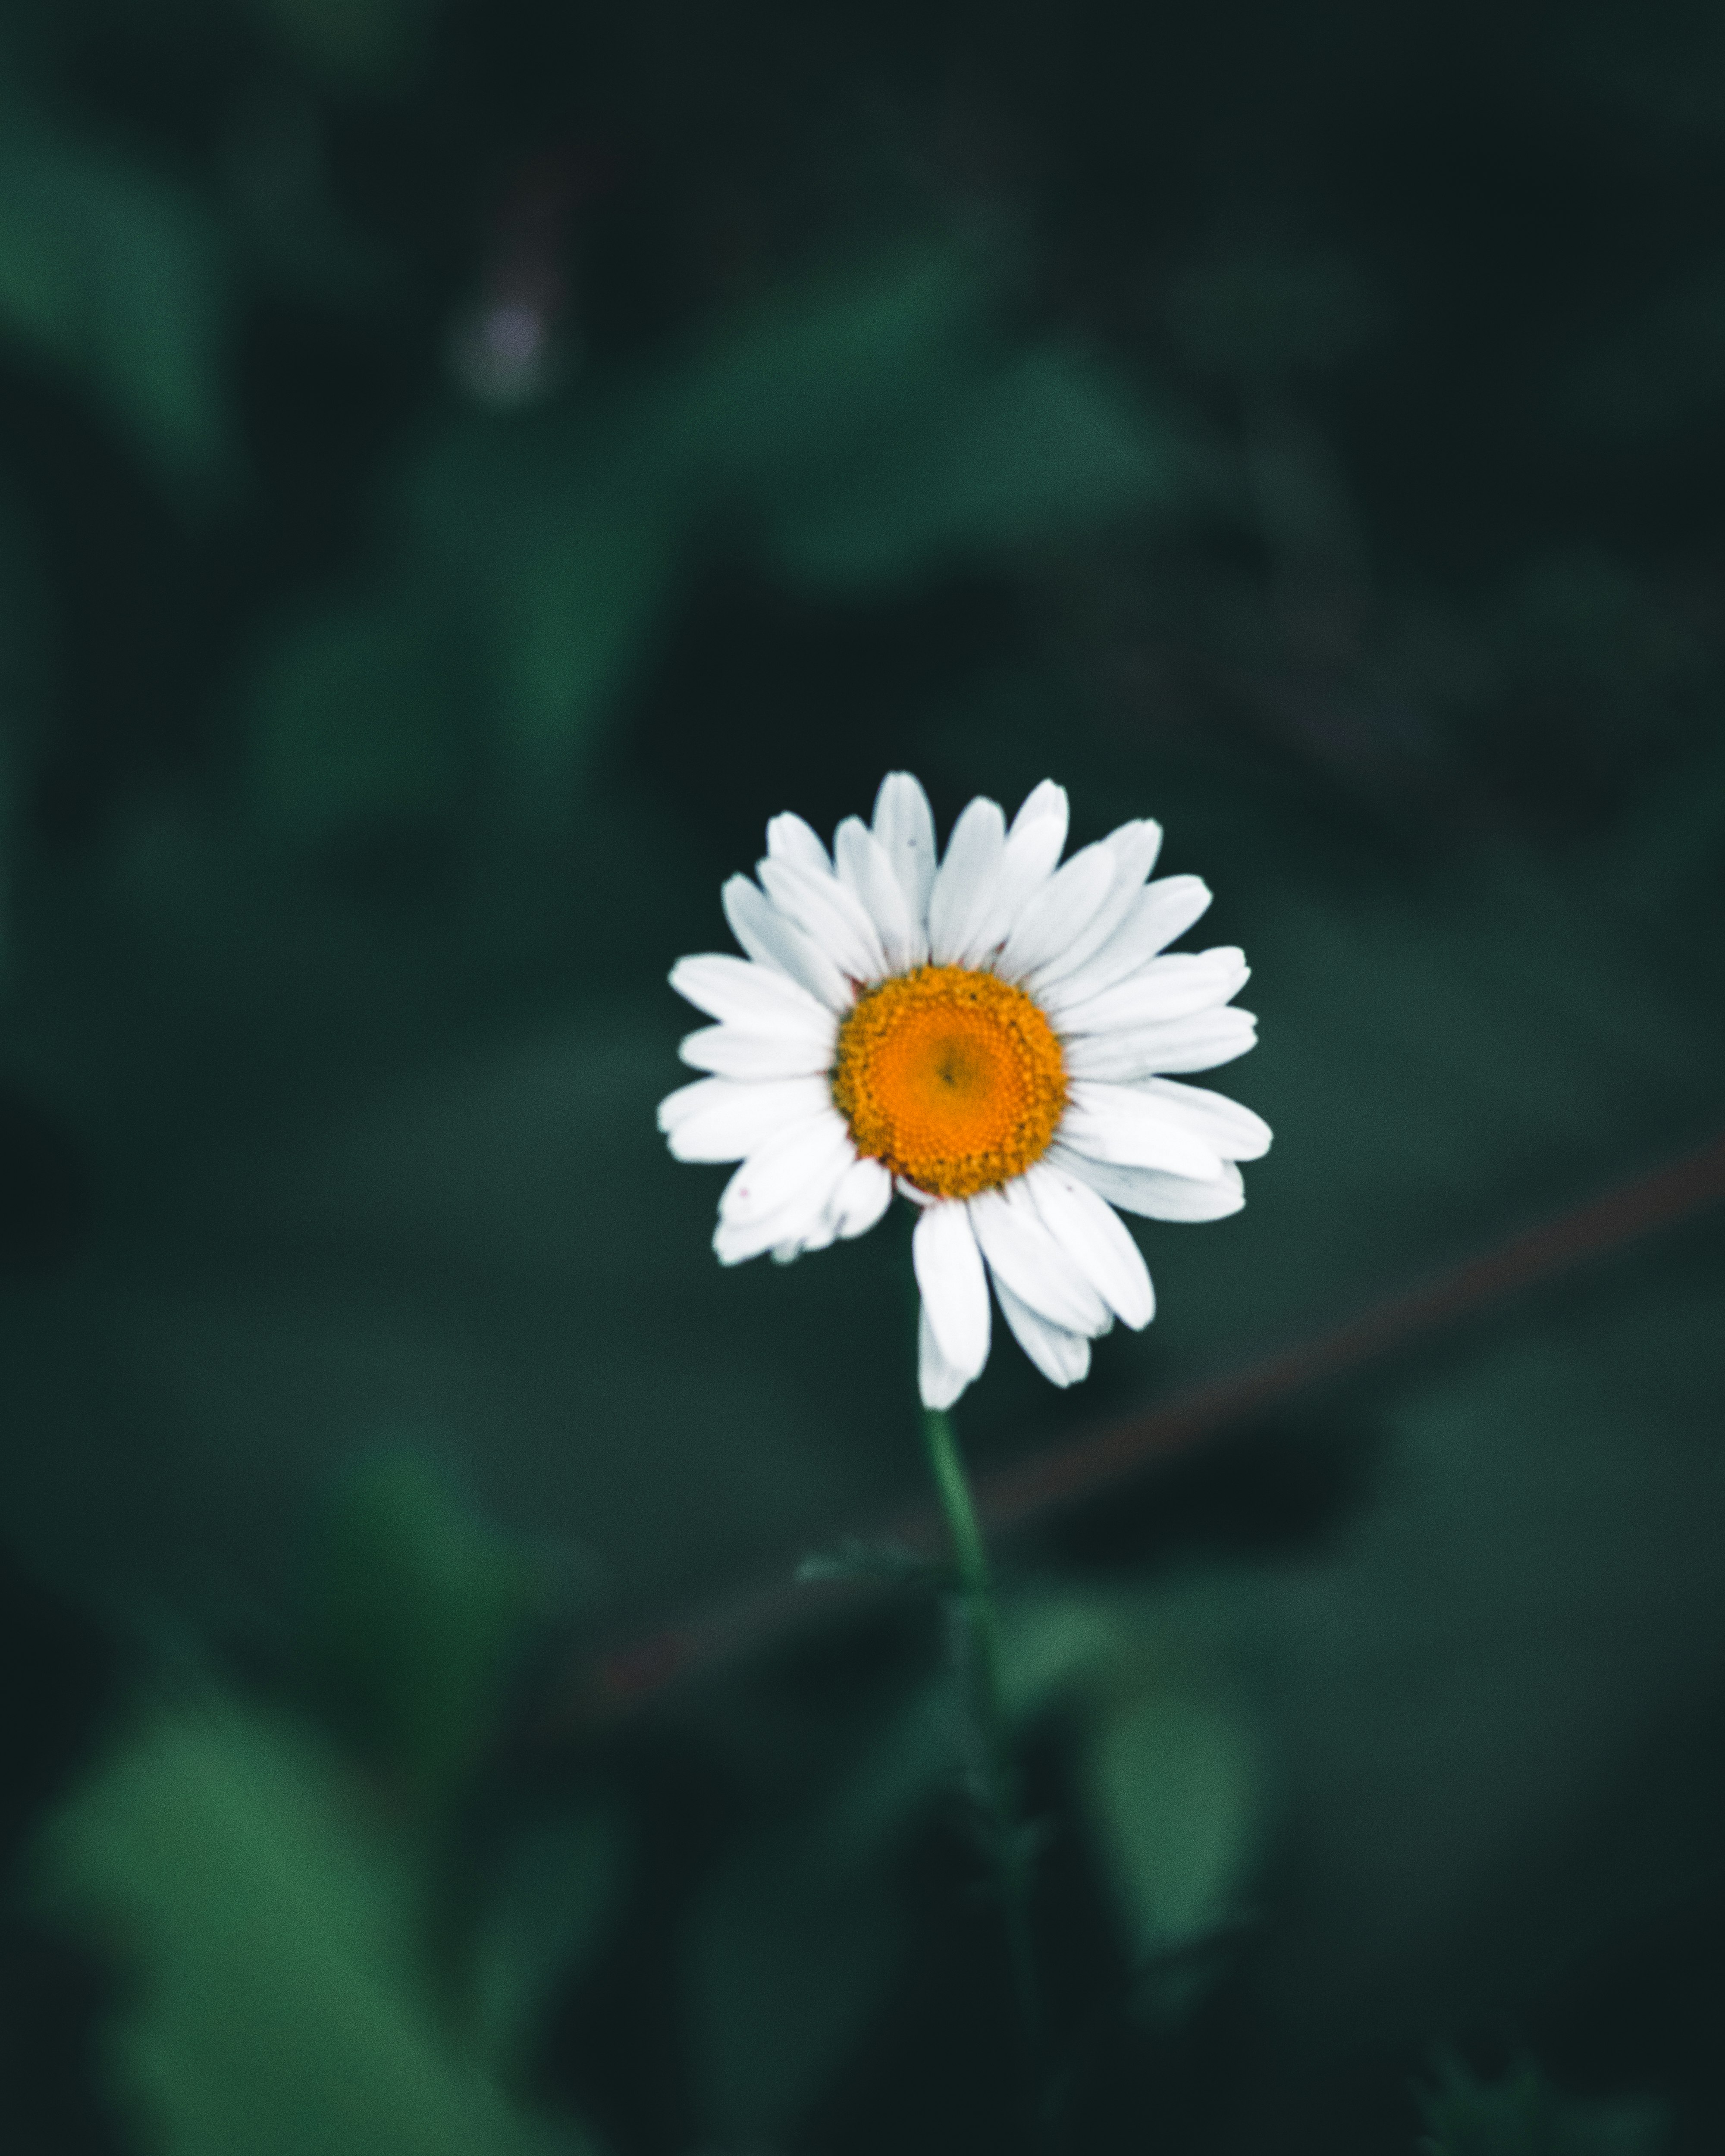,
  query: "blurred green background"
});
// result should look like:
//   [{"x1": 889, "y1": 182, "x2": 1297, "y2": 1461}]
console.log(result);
[{"x1": 1, "y1": 0, "x2": 1724, "y2": 2150}]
